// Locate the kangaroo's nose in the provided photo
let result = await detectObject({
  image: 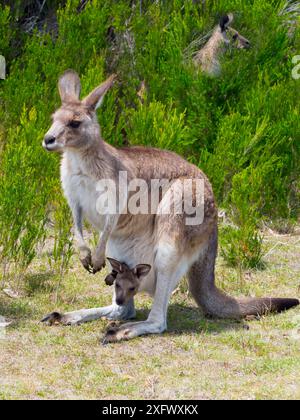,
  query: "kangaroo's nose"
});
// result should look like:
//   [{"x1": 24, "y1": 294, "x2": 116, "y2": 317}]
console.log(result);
[{"x1": 44, "y1": 135, "x2": 56, "y2": 146}]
